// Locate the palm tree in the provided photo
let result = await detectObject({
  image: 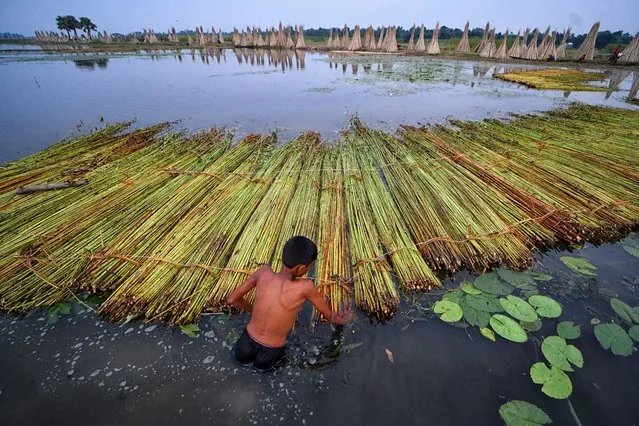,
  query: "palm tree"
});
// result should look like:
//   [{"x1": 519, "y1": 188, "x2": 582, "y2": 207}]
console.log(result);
[
  {"x1": 56, "y1": 15, "x2": 71, "y2": 40},
  {"x1": 56, "y1": 15, "x2": 81, "y2": 40},
  {"x1": 79, "y1": 17, "x2": 97, "y2": 39}
]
